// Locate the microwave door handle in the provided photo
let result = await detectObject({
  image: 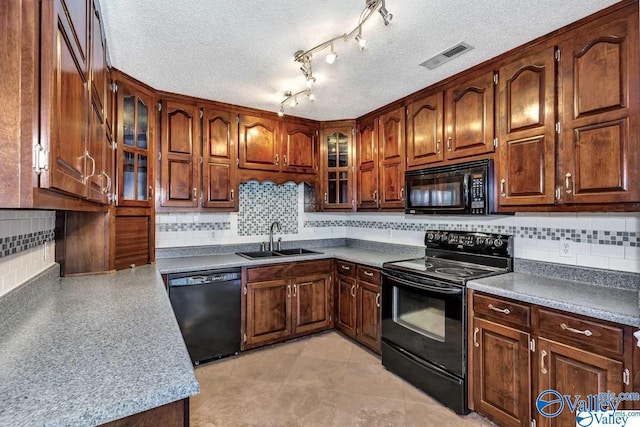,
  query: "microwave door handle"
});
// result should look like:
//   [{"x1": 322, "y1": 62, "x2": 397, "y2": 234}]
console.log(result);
[
  {"x1": 463, "y1": 174, "x2": 469, "y2": 208},
  {"x1": 382, "y1": 272, "x2": 463, "y2": 295}
]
